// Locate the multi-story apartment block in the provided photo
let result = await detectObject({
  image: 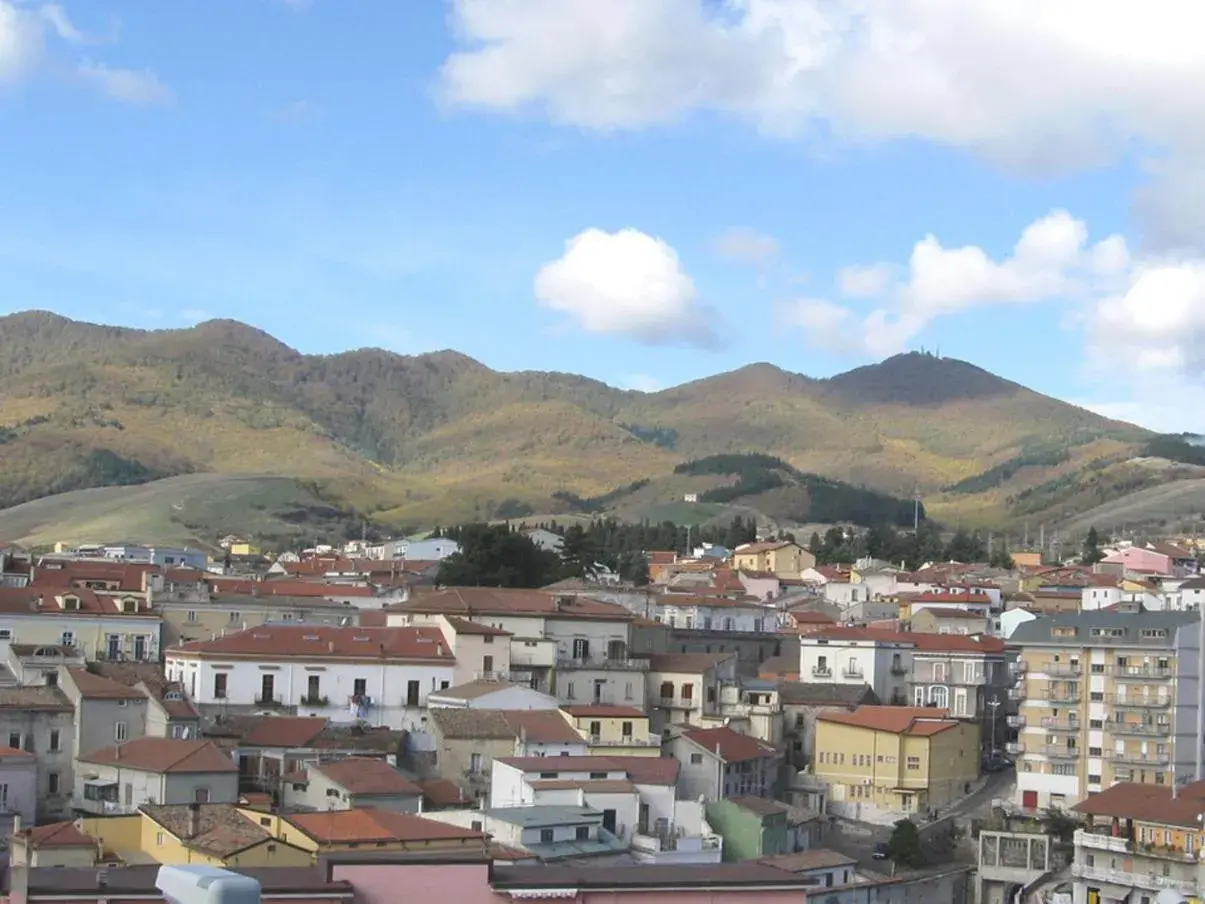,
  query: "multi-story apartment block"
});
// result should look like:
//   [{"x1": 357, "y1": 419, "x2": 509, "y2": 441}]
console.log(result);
[
  {"x1": 1010, "y1": 611, "x2": 1201, "y2": 811},
  {"x1": 799, "y1": 627, "x2": 913, "y2": 706},
  {"x1": 164, "y1": 625, "x2": 456, "y2": 733},
  {"x1": 0, "y1": 586, "x2": 162, "y2": 662},
  {"x1": 907, "y1": 634, "x2": 1013, "y2": 753},
  {"x1": 386, "y1": 587, "x2": 641, "y2": 704},
  {"x1": 643, "y1": 652, "x2": 739, "y2": 734},
  {"x1": 1071, "y1": 780, "x2": 1205, "y2": 904}
]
